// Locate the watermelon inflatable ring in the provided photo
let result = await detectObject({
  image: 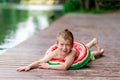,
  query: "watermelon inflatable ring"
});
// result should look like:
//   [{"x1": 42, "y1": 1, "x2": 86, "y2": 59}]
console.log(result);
[{"x1": 45, "y1": 41, "x2": 91, "y2": 70}]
